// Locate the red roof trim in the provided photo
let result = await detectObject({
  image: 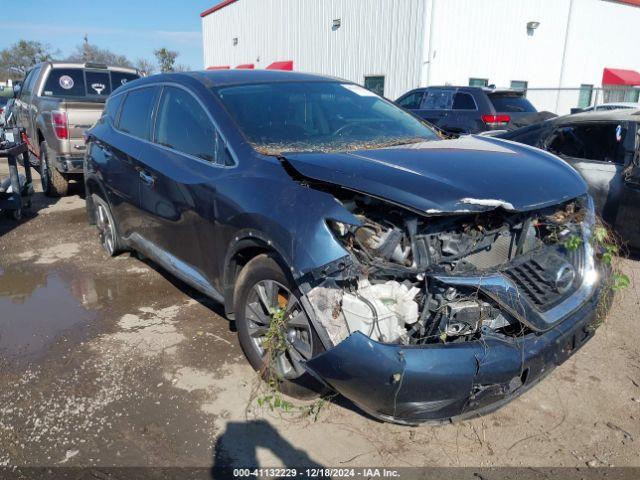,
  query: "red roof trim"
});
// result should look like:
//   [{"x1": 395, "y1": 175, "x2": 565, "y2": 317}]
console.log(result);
[
  {"x1": 613, "y1": 0, "x2": 640, "y2": 6},
  {"x1": 200, "y1": 0, "x2": 239, "y2": 18},
  {"x1": 602, "y1": 68, "x2": 640, "y2": 86},
  {"x1": 266, "y1": 60, "x2": 294, "y2": 71}
]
